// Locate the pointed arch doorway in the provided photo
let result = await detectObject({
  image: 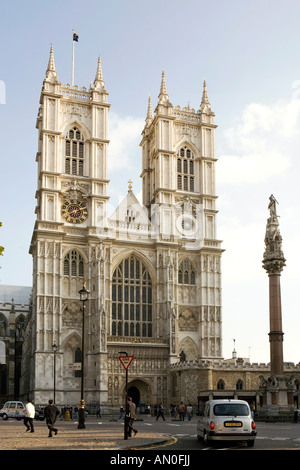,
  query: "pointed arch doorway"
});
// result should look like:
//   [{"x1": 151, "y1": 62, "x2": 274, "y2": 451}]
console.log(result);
[
  {"x1": 122, "y1": 379, "x2": 152, "y2": 412},
  {"x1": 128, "y1": 385, "x2": 140, "y2": 407}
]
